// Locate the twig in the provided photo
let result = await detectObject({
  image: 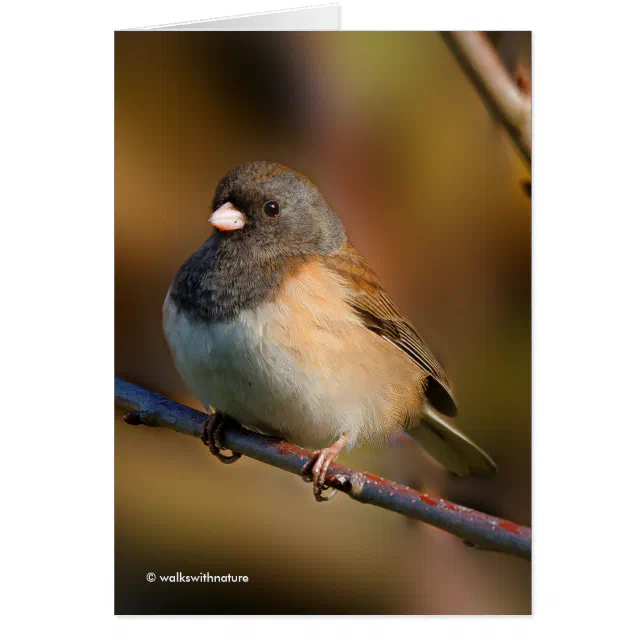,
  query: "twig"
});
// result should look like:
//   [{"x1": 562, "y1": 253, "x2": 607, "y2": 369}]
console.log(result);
[
  {"x1": 115, "y1": 377, "x2": 531, "y2": 560},
  {"x1": 442, "y1": 31, "x2": 532, "y2": 168}
]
